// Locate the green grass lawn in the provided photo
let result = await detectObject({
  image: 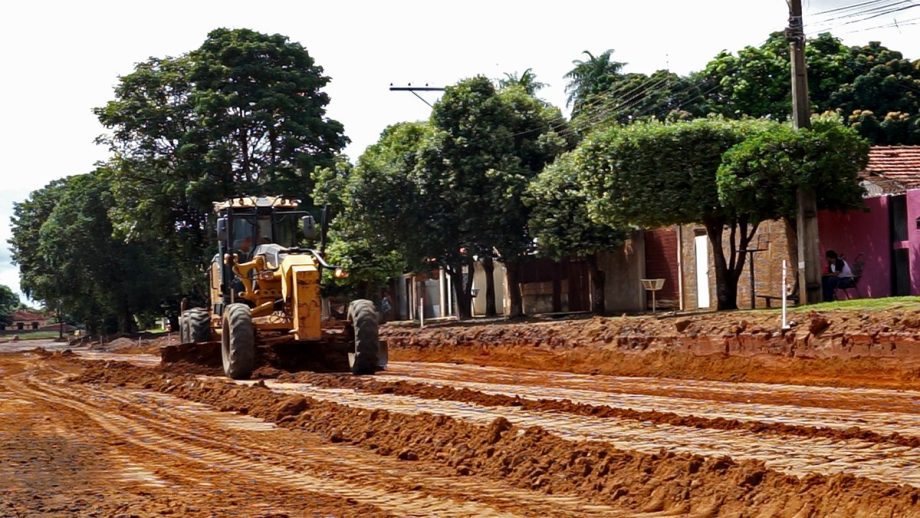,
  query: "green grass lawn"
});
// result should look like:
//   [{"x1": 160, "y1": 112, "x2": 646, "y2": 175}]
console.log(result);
[{"x1": 787, "y1": 295, "x2": 920, "y2": 313}]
